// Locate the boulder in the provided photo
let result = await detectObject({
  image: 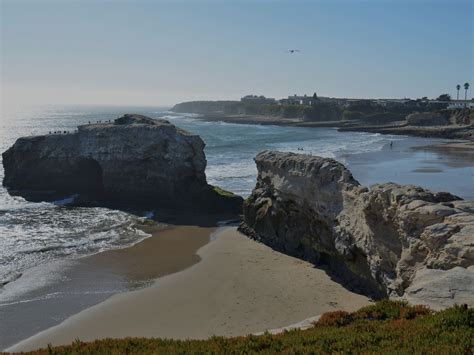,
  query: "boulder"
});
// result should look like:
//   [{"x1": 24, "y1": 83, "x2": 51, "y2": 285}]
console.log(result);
[
  {"x1": 240, "y1": 151, "x2": 474, "y2": 307},
  {"x1": 2, "y1": 114, "x2": 242, "y2": 213}
]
